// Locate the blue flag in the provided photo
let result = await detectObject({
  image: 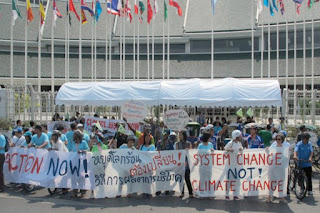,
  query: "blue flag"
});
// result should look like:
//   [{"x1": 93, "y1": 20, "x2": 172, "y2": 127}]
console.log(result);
[
  {"x1": 211, "y1": 0, "x2": 217, "y2": 14},
  {"x1": 95, "y1": 0, "x2": 102, "y2": 21},
  {"x1": 263, "y1": 0, "x2": 269, "y2": 6},
  {"x1": 272, "y1": 0, "x2": 278, "y2": 11}
]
